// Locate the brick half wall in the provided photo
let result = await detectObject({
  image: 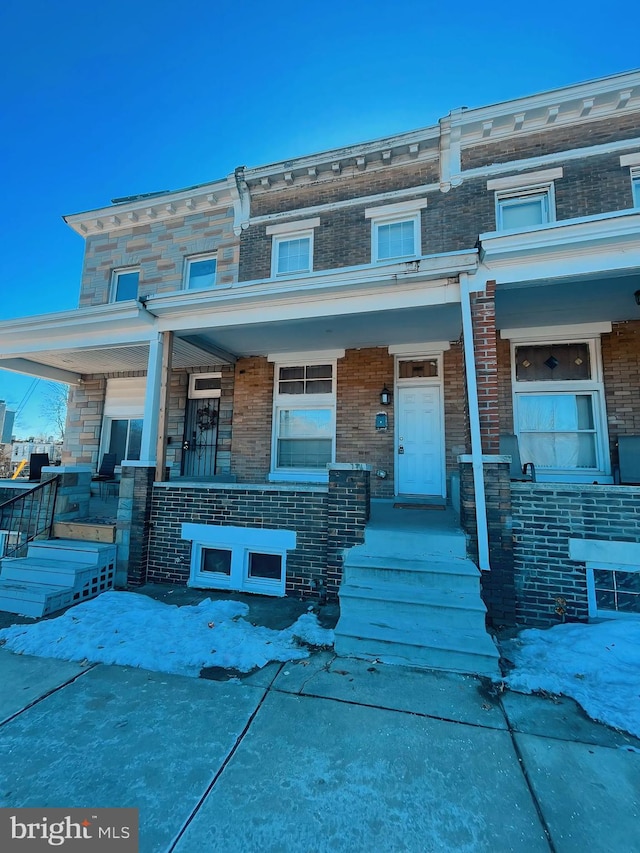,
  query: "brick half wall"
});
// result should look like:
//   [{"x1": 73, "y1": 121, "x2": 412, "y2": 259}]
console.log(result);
[{"x1": 511, "y1": 483, "x2": 640, "y2": 626}]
